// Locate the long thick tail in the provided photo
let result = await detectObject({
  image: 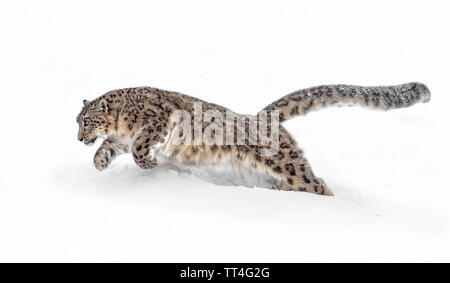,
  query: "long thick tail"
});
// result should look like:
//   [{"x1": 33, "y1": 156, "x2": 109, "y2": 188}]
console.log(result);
[{"x1": 260, "y1": 82, "x2": 430, "y2": 122}]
